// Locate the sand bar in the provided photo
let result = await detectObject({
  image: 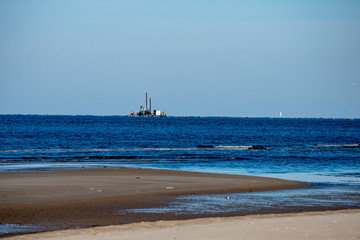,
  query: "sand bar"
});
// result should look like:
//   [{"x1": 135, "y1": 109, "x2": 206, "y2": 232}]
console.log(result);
[{"x1": 0, "y1": 168, "x2": 305, "y2": 234}]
